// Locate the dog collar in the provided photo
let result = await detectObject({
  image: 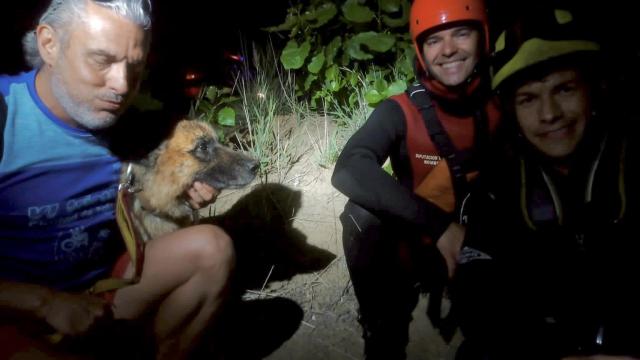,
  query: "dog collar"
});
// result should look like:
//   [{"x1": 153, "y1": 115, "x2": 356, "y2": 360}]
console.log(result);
[{"x1": 119, "y1": 163, "x2": 140, "y2": 193}]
